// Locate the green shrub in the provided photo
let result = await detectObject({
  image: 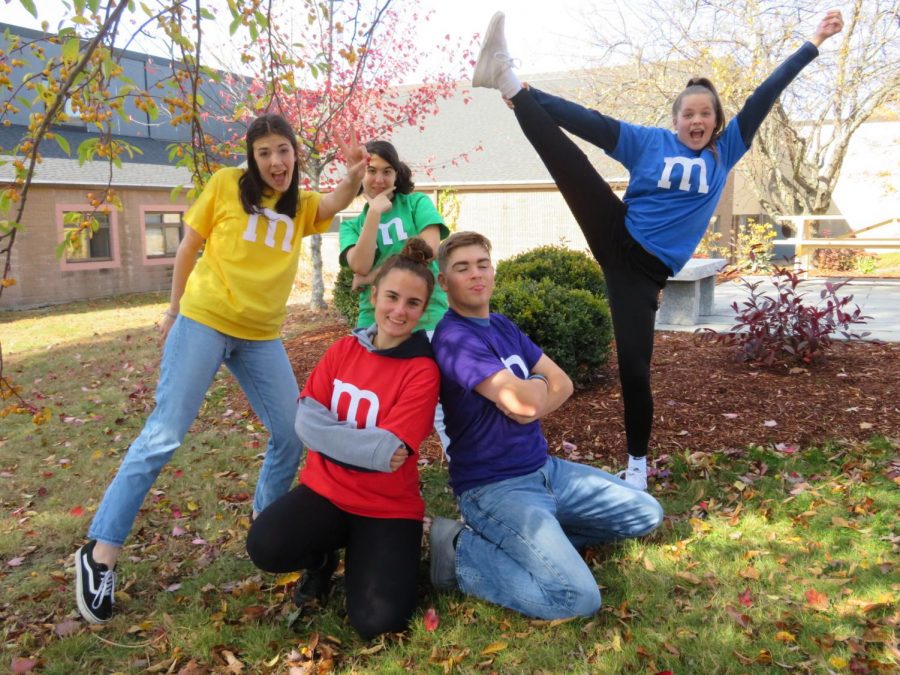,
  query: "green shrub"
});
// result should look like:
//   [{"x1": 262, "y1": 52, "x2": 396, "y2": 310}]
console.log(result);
[
  {"x1": 491, "y1": 277, "x2": 612, "y2": 386},
  {"x1": 331, "y1": 265, "x2": 360, "y2": 327},
  {"x1": 495, "y1": 245, "x2": 607, "y2": 299}
]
